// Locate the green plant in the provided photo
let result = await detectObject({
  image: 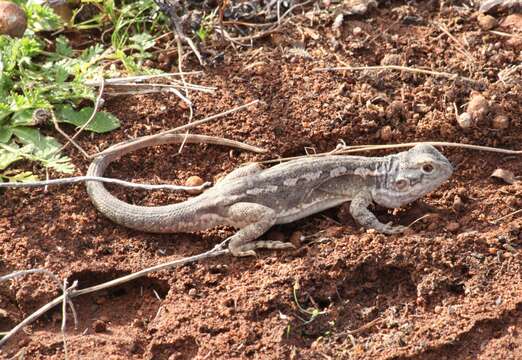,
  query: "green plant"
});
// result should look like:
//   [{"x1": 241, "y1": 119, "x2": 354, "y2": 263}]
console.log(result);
[
  {"x1": 0, "y1": 0, "x2": 178, "y2": 182},
  {"x1": 0, "y1": 2, "x2": 122, "y2": 181},
  {"x1": 292, "y1": 280, "x2": 327, "y2": 325}
]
